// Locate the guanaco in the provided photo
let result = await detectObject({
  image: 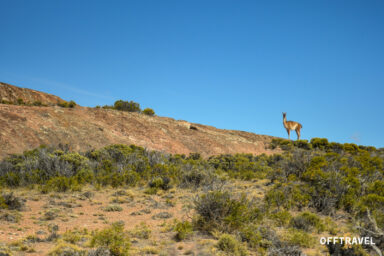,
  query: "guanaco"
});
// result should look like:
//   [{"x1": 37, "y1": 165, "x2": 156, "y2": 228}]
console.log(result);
[{"x1": 282, "y1": 112, "x2": 302, "y2": 140}]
